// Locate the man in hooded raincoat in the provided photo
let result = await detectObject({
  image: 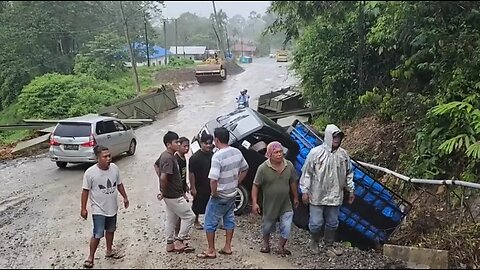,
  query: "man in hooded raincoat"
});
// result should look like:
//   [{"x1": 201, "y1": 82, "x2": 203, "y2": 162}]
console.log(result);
[{"x1": 299, "y1": 124, "x2": 355, "y2": 255}]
